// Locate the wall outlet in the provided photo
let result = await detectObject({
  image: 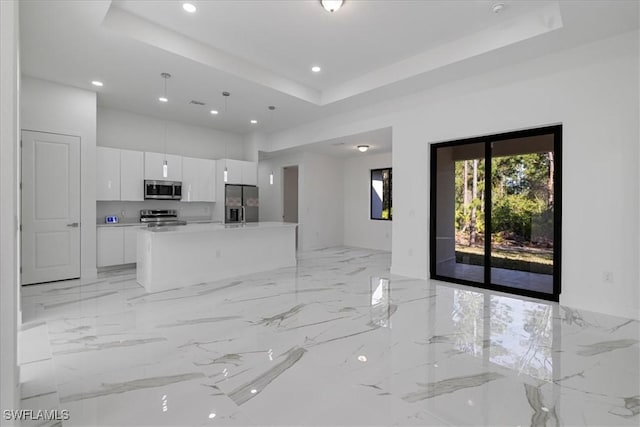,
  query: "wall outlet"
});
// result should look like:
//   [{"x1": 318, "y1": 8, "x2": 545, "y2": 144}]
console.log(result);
[{"x1": 602, "y1": 271, "x2": 614, "y2": 283}]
